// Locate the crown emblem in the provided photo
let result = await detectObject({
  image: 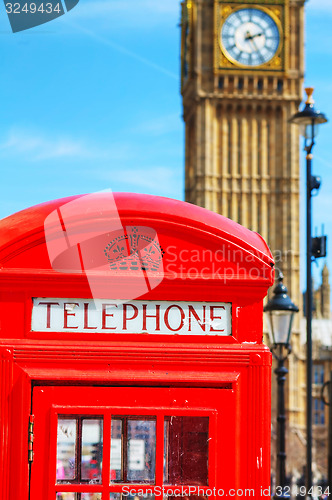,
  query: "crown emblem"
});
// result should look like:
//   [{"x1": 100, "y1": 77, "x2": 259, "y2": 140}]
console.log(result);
[{"x1": 104, "y1": 226, "x2": 164, "y2": 272}]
